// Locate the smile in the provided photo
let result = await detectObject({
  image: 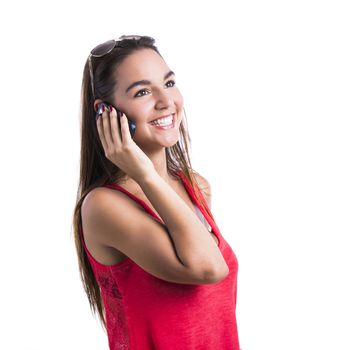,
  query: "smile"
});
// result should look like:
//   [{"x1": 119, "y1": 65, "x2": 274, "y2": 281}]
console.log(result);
[{"x1": 149, "y1": 114, "x2": 175, "y2": 129}]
